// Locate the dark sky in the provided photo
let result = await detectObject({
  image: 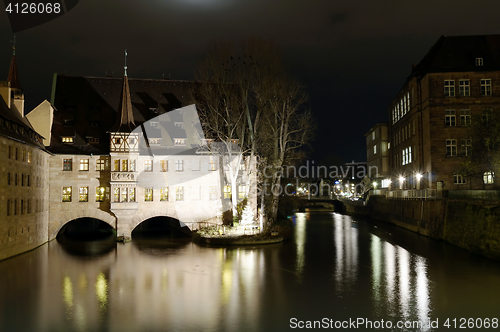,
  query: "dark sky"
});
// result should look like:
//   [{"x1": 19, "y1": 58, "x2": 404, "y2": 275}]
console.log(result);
[{"x1": 2, "y1": 0, "x2": 500, "y2": 163}]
